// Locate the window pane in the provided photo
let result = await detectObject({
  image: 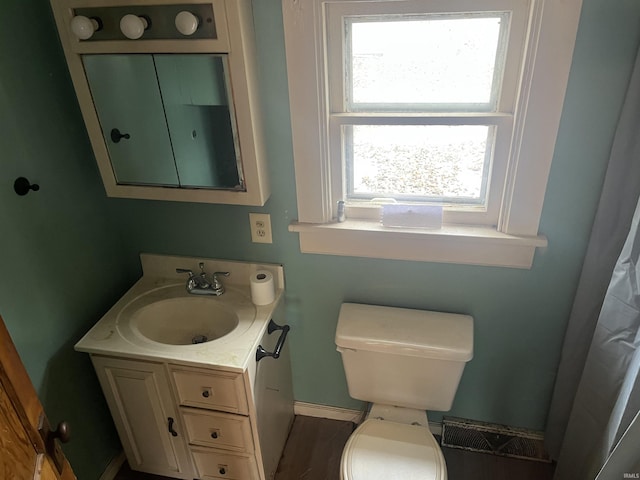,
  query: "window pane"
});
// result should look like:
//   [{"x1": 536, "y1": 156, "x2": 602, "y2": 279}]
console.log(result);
[
  {"x1": 348, "y1": 14, "x2": 506, "y2": 109},
  {"x1": 346, "y1": 125, "x2": 493, "y2": 204}
]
